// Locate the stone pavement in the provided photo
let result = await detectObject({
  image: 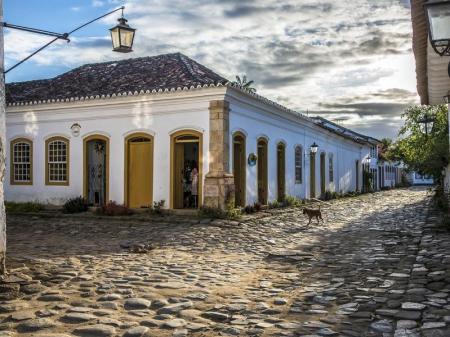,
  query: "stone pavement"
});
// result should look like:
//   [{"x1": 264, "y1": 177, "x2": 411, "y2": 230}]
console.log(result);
[{"x1": 1, "y1": 187, "x2": 449, "y2": 337}]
